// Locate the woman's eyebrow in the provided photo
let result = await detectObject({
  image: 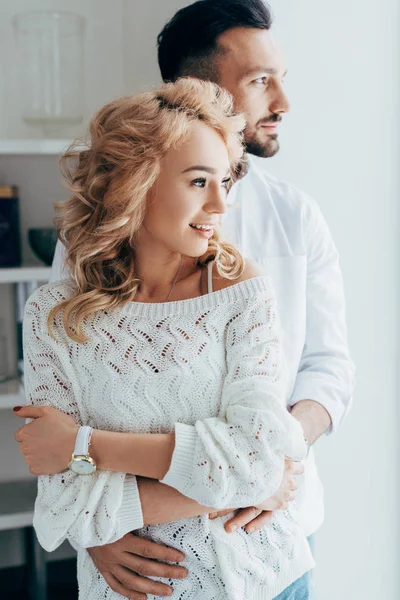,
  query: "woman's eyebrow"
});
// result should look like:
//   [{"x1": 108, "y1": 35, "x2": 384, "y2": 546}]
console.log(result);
[
  {"x1": 182, "y1": 165, "x2": 217, "y2": 174},
  {"x1": 182, "y1": 166, "x2": 232, "y2": 177}
]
